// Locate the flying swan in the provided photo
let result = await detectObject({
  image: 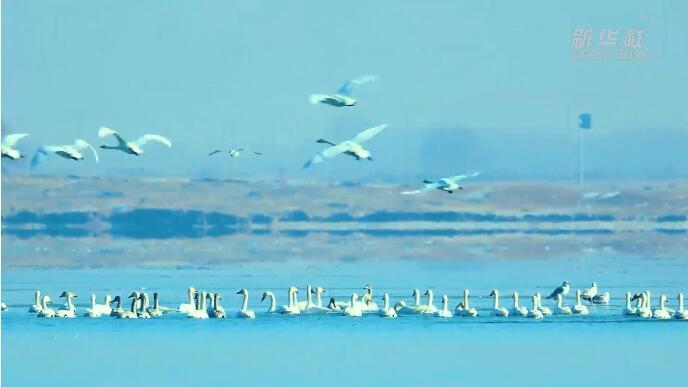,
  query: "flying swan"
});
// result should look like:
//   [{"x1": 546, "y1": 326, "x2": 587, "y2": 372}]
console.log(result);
[
  {"x1": 402, "y1": 172, "x2": 480, "y2": 195},
  {"x1": 309, "y1": 74, "x2": 377, "y2": 107},
  {"x1": 302, "y1": 124, "x2": 388, "y2": 169},
  {"x1": 31, "y1": 139, "x2": 99, "y2": 168},
  {"x1": 98, "y1": 127, "x2": 171, "y2": 156},
  {"x1": 1, "y1": 133, "x2": 29, "y2": 159}
]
